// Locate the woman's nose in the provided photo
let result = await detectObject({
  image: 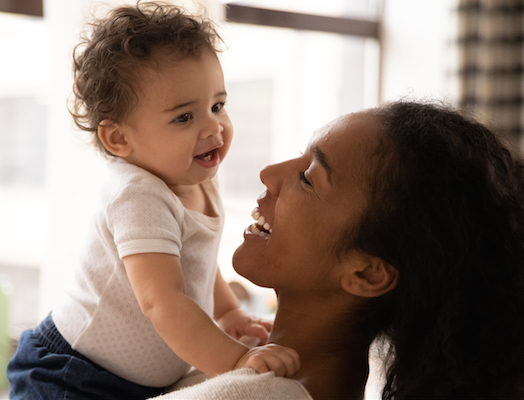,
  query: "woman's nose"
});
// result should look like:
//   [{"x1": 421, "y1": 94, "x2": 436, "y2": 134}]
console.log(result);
[{"x1": 260, "y1": 162, "x2": 284, "y2": 196}]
